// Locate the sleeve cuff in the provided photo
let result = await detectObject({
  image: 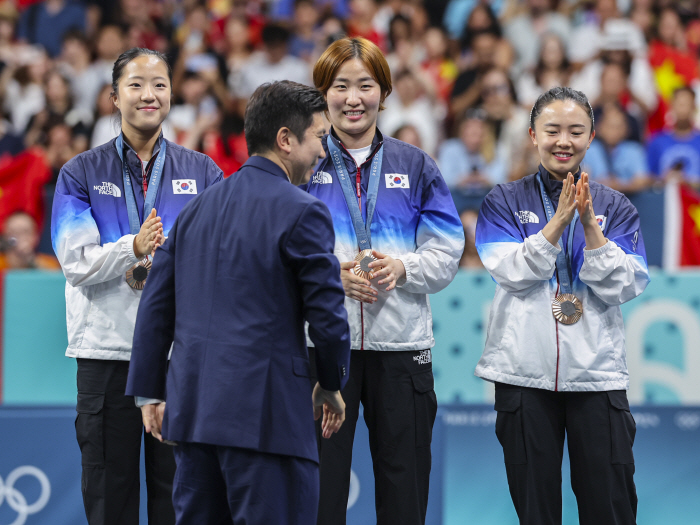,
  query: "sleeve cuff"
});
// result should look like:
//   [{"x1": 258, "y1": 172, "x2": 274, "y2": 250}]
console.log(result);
[
  {"x1": 135, "y1": 396, "x2": 164, "y2": 407},
  {"x1": 583, "y1": 239, "x2": 613, "y2": 259},
  {"x1": 126, "y1": 234, "x2": 140, "y2": 265},
  {"x1": 534, "y1": 230, "x2": 562, "y2": 257},
  {"x1": 395, "y1": 253, "x2": 413, "y2": 288}
]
